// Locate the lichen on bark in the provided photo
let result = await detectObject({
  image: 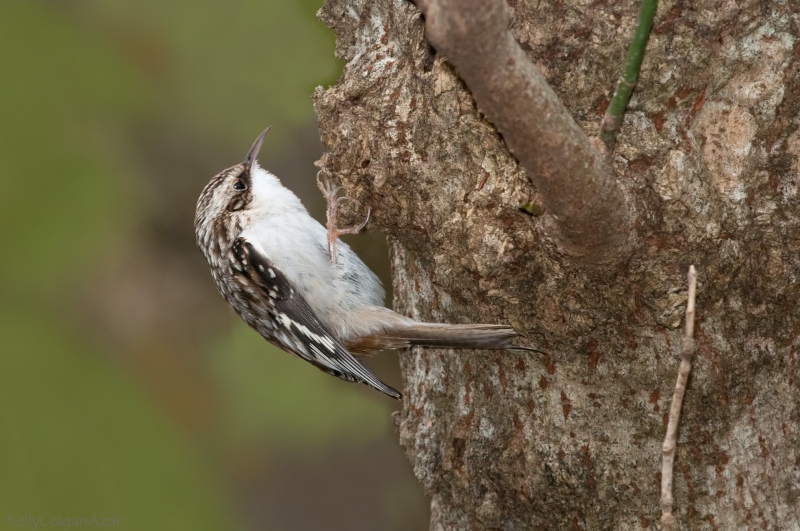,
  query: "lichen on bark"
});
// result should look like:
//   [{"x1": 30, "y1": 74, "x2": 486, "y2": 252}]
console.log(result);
[{"x1": 314, "y1": 0, "x2": 800, "y2": 528}]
